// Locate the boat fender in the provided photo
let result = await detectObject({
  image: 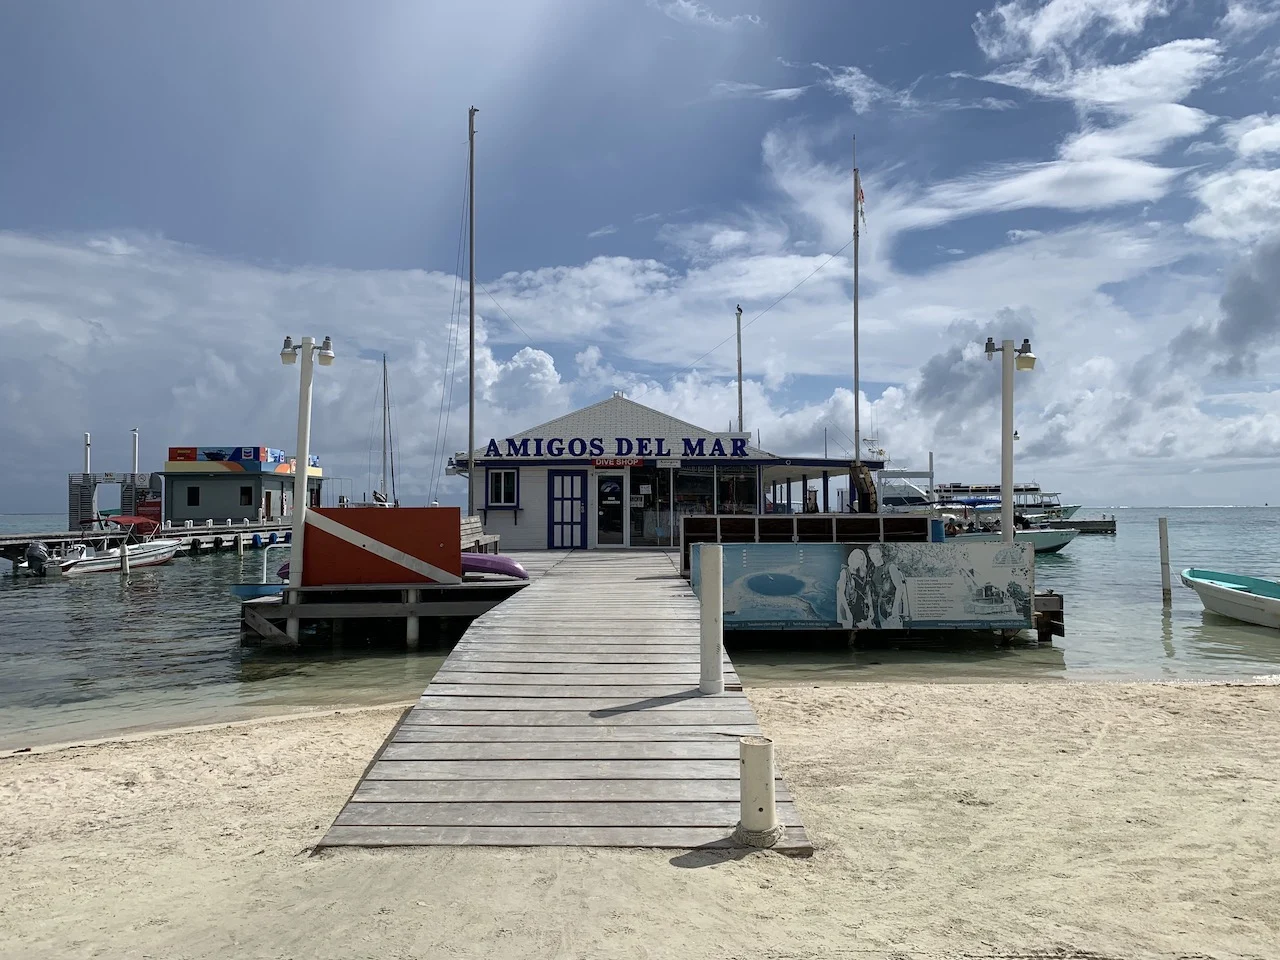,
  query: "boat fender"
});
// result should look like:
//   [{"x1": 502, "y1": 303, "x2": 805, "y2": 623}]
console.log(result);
[
  {"x1": 251, "y1": 534, "x2": 263, "y2": 548},
  {"x1": 283, "y1": 532, "x2": 292, "y2": 544},
  {"x1": 213, "y1": 536, "x2": 223, "y2": 552},
  {"x1": 268, "y1": 532, "x2": 278, "y2": 544},
  {"x1": 190, "y1": 539, "x2": 202, "y2": 555}
]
